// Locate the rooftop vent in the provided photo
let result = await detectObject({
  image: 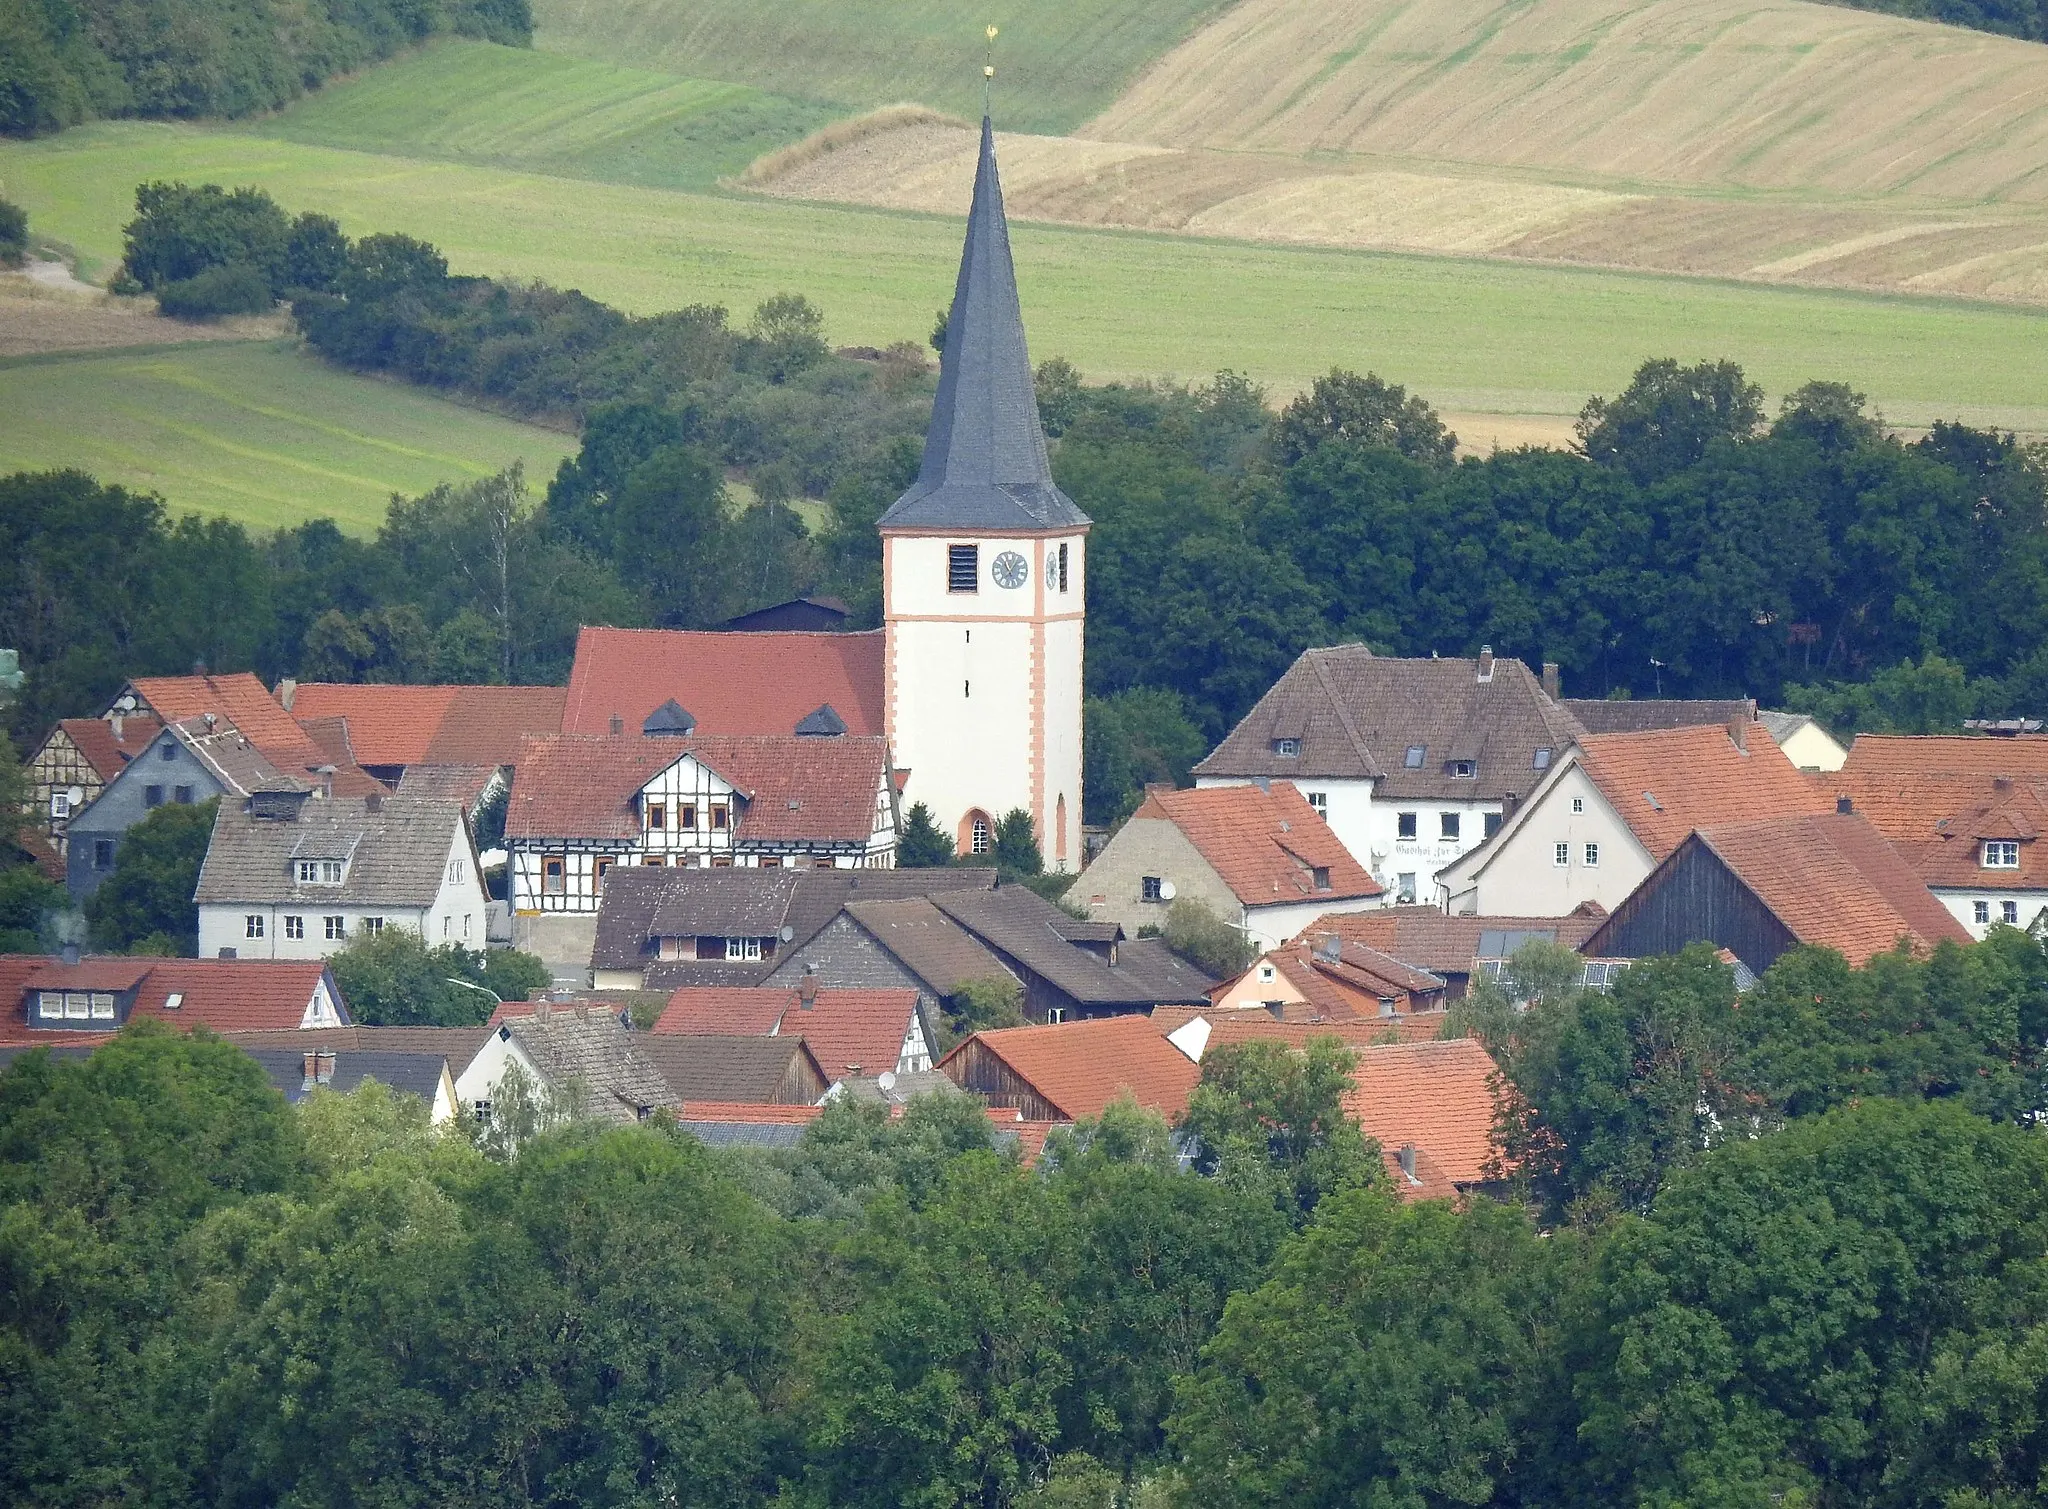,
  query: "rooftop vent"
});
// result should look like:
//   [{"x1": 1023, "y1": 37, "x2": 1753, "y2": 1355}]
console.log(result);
[
  {"x1": 1643, "y1": 791, "x2": 1663, "y2": 812},
  {"x1": 1837, "y1": 795, "x2": 1853, "y2": 815}
]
